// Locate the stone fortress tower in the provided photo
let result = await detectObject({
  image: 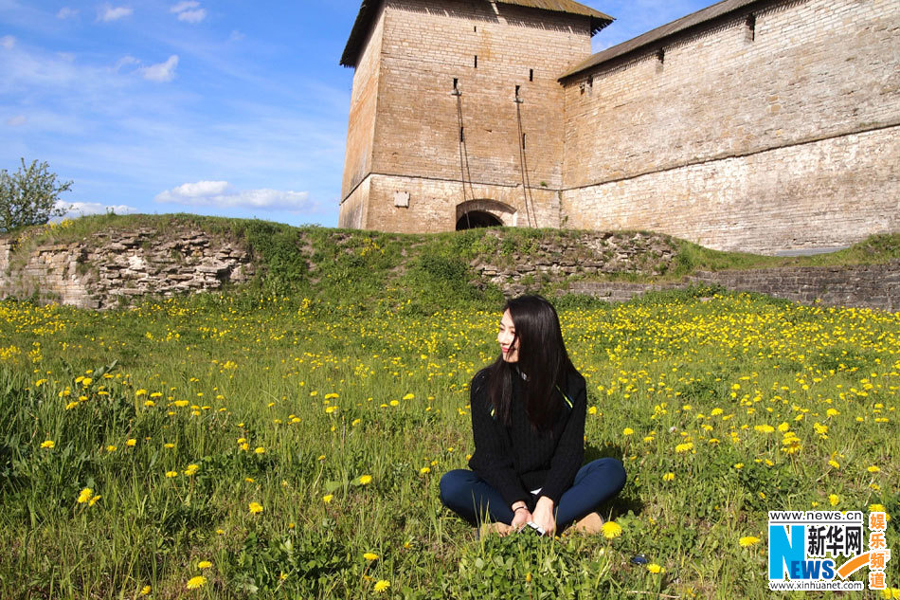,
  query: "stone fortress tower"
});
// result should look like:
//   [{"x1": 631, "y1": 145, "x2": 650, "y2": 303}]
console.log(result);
[{"x1": 339, "y1": 0, "x2": 899, "y2": 255}]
